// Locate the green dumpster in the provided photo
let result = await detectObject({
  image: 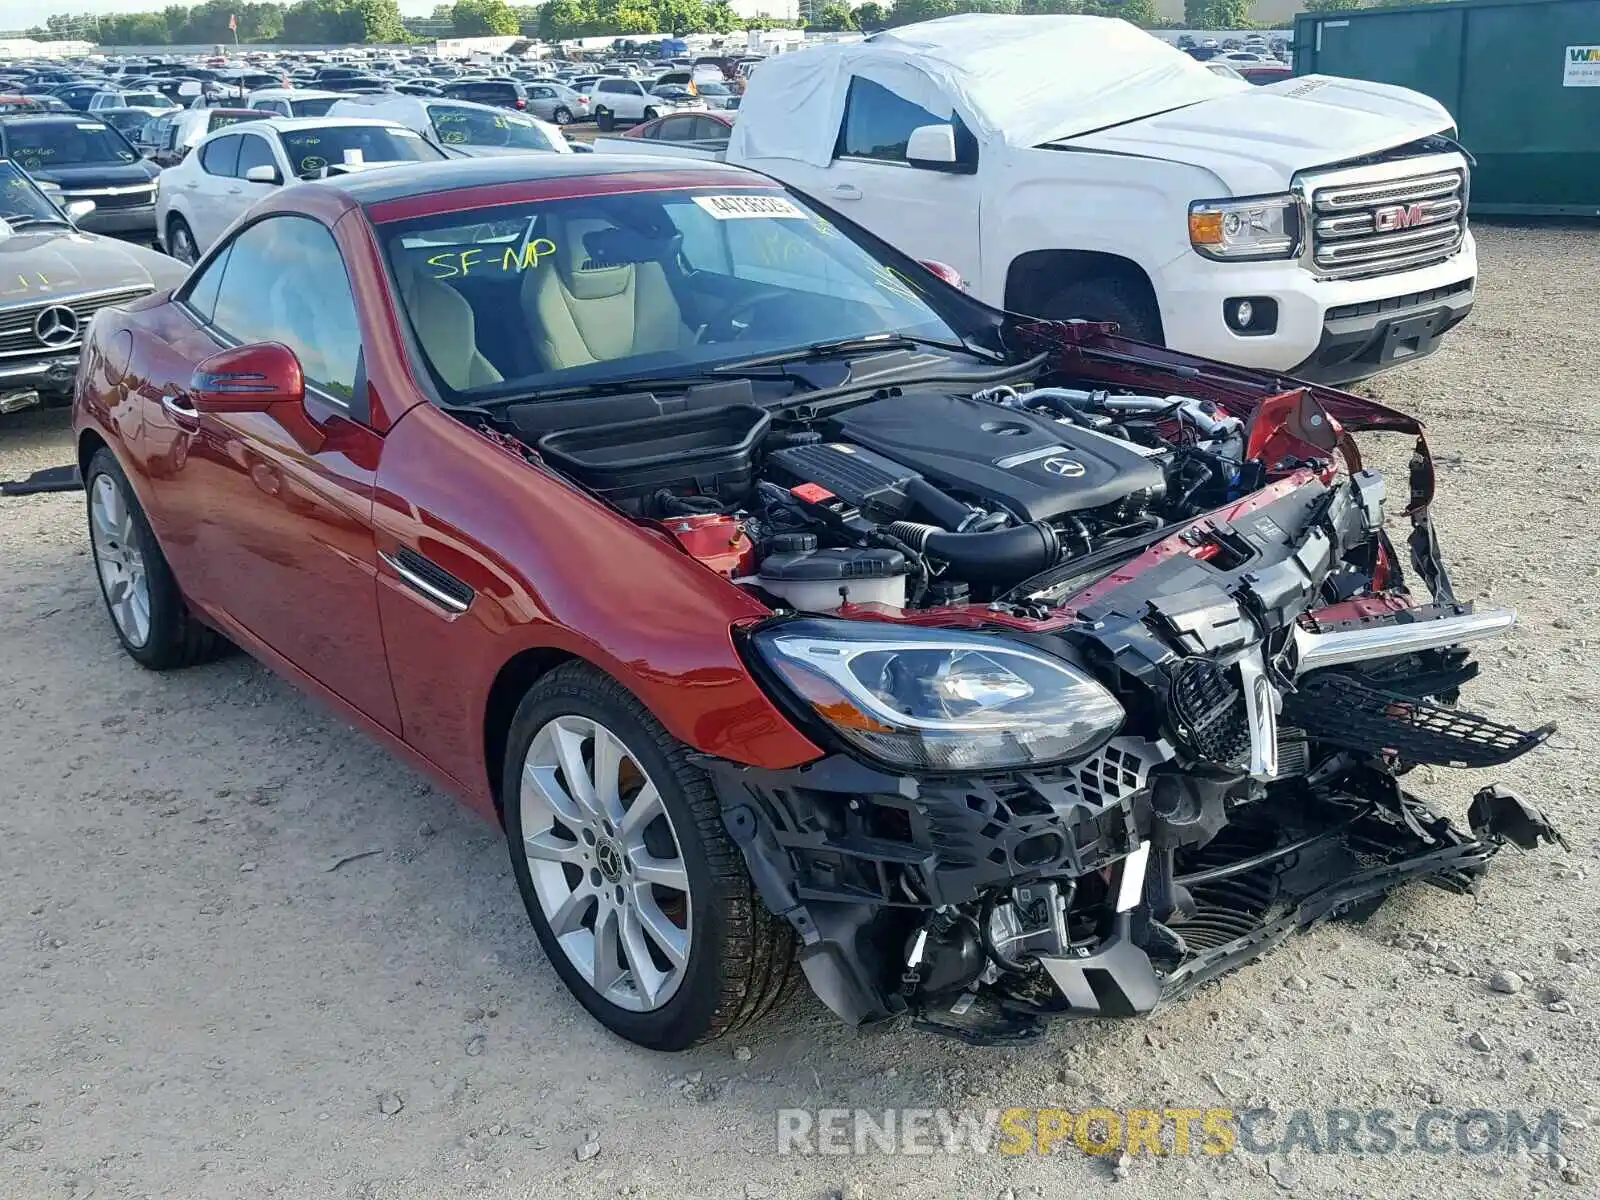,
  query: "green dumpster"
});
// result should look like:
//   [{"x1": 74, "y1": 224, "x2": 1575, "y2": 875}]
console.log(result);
[{"x1": 1293, "y1": 0, "x2": 1600, "y2": 216}]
